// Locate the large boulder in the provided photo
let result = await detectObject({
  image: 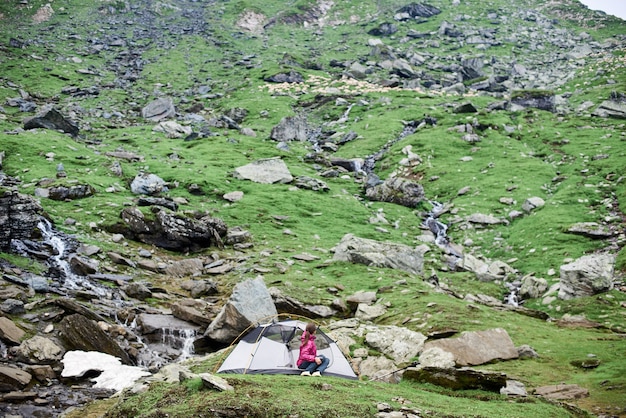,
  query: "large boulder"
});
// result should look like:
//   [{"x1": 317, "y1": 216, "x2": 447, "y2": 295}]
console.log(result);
[
  {"x1": 365, "y1": 176, "x2": 425, "y2": 208},
  {"x1": 558, "y1": 253, "x2": 615, "y2": 300},
  {"x1": 0, "y1": 365, "x2": 32, "y2": 392},
  {"x1": 270, "y1": 115, "x2": 308, "y2": 141},
  {"x1": 423, "y1": 328, "x2": 518, "y2": 366},
  {"x1": 233, "y1": 157, "x2": 293, "y2": 184},
  {"x1": 14, "y1": 336, "x2": 64, "y2": 364},
  {"x1": 142, "y1": 97, "x2": 175, "y2": 121},
  {"x1": 130, "y1": 172, "x2": 167, "y2": 195},
  {"x1": 205, "y1": 276, "x2": 277, "y2": 343},
  {"x1": 0, "y1": 317, "x2": 25, "y2": 345},
  {"x1": 403, "y1": 367, "x2": 507, "y2": 392},
  {"x1": 57, "y1": 314, "x2": 132, "y2": 365},
  {"x1": 364, "y1": 326, "x2": 427, "y2": 363},
  {"x1": 333, "y1": 233, "x2": 424, "y2": 275},
  {"x1": 117, "y1": 207, "x2": 227, "y2": 252},
  {"x1": 0, "y1": 190, "x2": 43, "y2": 252},
  {"x1": 23, "y1": 106, "x2": 79, "y2": 136}
]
